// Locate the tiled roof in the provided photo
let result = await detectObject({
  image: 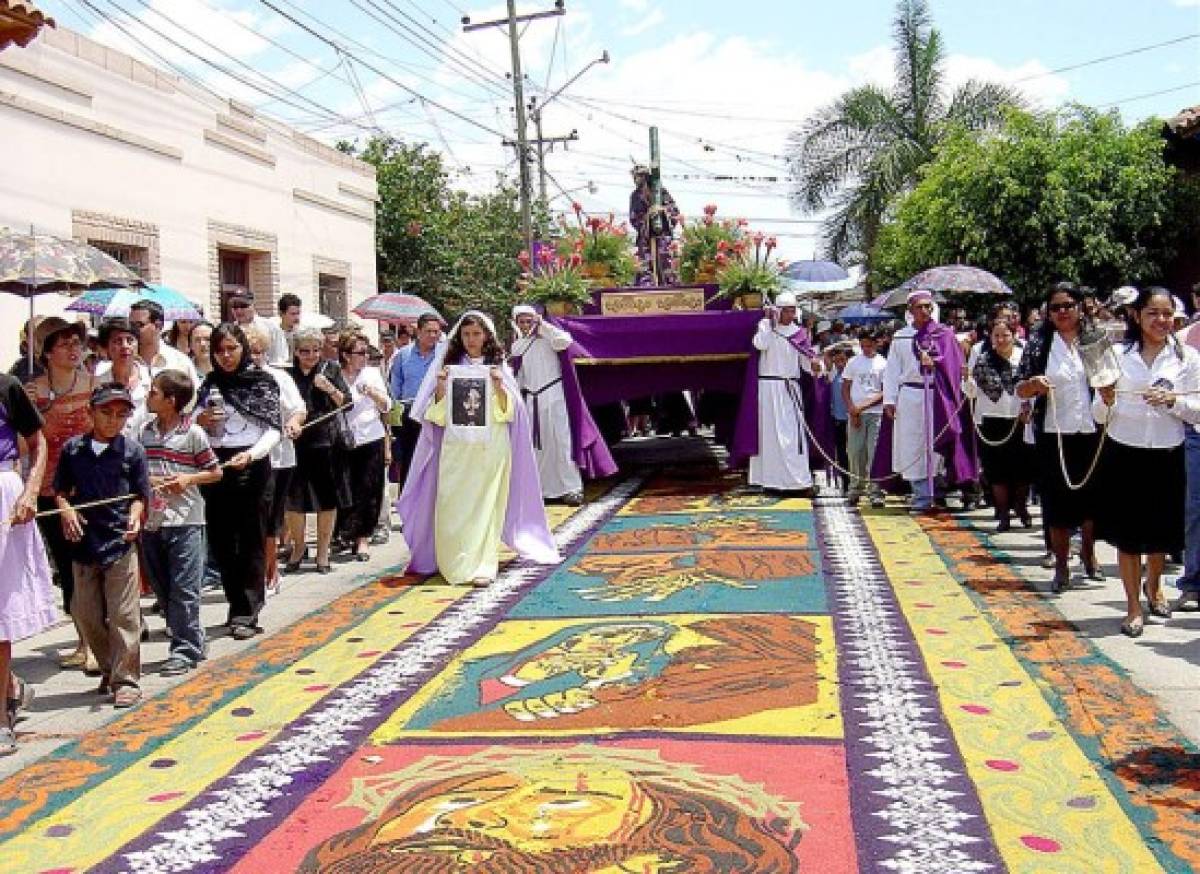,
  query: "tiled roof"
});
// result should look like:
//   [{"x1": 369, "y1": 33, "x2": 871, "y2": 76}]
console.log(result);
[{"x1": 0, "y1": 0, "x2": 54, "y2": 51}]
